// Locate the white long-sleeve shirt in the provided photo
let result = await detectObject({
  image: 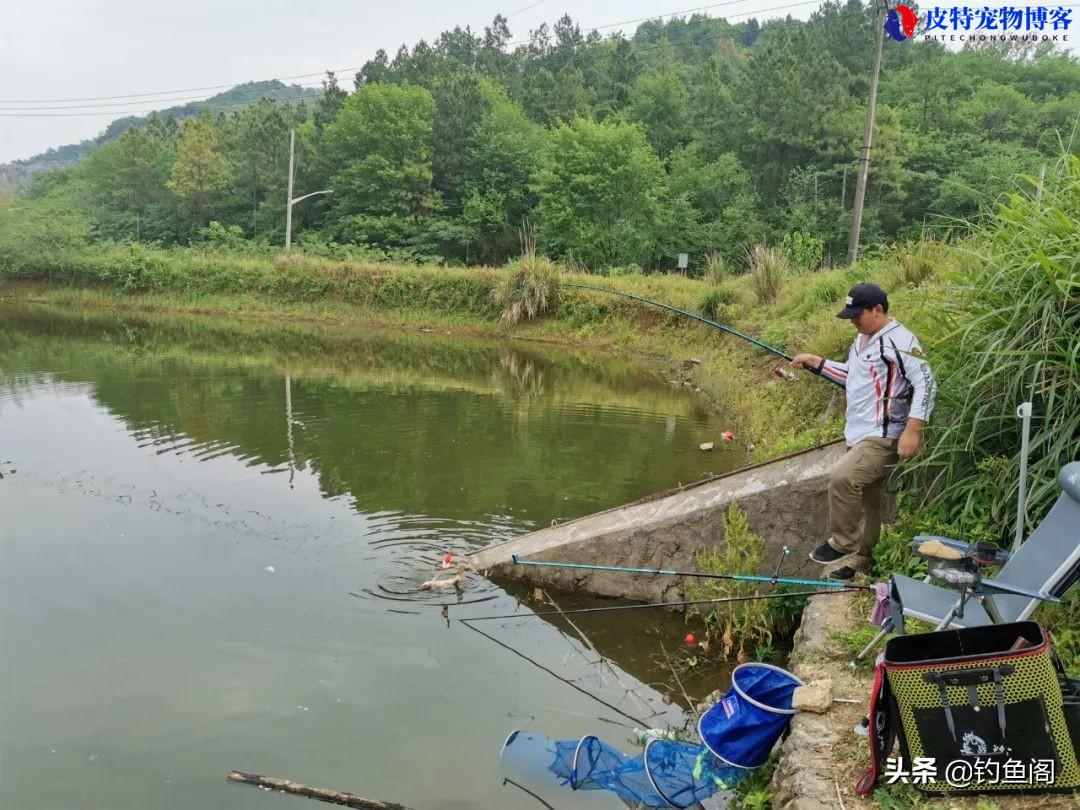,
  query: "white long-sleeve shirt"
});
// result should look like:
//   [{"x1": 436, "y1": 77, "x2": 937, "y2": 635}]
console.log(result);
[{"x1": 811, "y1": 319, "x2": 936, "y2": 447}]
